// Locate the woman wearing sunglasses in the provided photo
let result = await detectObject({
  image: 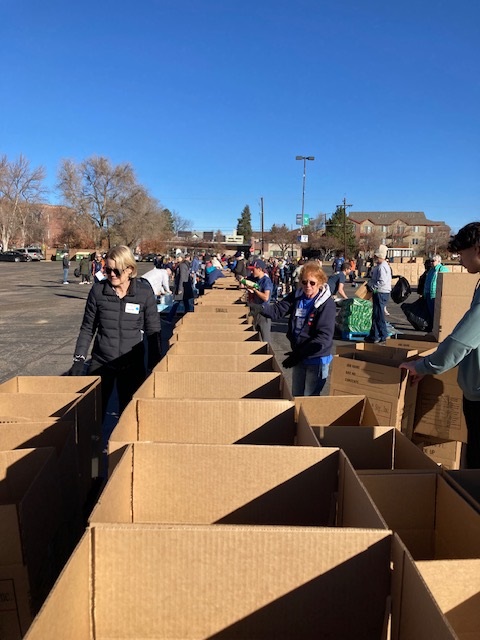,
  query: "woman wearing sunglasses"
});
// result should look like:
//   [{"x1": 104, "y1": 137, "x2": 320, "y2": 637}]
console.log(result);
[
  {"x1": 70, "y1": 245, "x2": 161, "y2": 419},
  {"x1": 259, "y1": 261, "x2": 336, "y2": 396}
]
